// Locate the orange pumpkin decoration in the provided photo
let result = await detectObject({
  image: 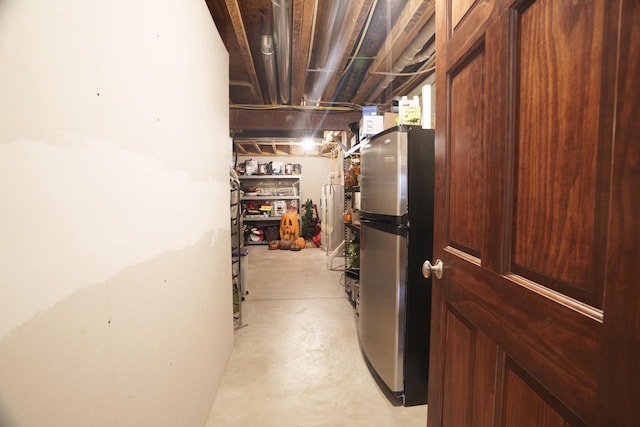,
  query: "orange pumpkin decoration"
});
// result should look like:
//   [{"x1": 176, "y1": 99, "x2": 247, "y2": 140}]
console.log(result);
[
  {"x1": 278, "y1": 239, "x2": 292, "y2": 250},
  {"x1": 279, "y1": 212, "x2": 300, "y2": 240},
  {"x1": 293, "y1": 237, "x2": 306, "y2": 249},
  {"x1": 268, "y1": 240, "x2": 279, "y2": 250}
]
